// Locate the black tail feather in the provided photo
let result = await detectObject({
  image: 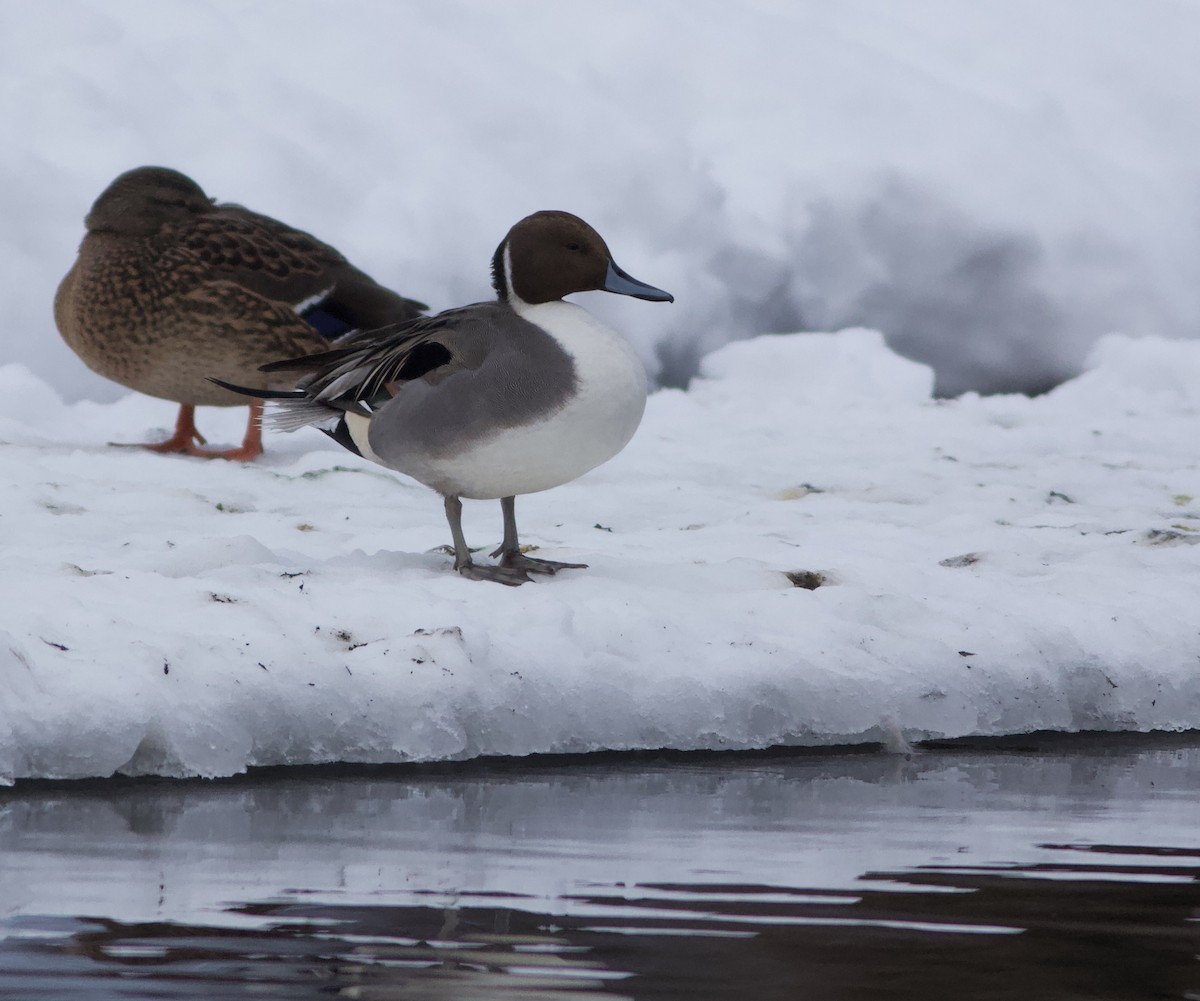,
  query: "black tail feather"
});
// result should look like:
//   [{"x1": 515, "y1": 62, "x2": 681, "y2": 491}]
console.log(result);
[
  {"x1": 258, "y1": 348, "x2": 354, "y2": 374},
  {"x1": 208, "y1": 377, "x2": 306, "y2": 400}
]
